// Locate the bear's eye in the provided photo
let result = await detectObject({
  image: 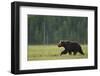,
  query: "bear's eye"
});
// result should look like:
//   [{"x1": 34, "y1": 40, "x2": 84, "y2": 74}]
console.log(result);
[
  {"x1": 61, "y1": 41, "x2": 64, "y2": 43},
  {"x1": 61, "y1": 42, "x2": 64, "y2": 44}
]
